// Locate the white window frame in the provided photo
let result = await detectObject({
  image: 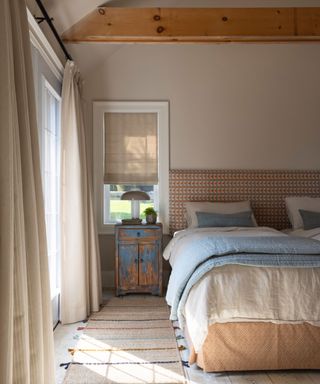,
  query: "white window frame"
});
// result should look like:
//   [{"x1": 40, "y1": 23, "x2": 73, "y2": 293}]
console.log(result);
[
  {"x1": 93, "y1": 101, "x2": 169, "y2": 234},
  {"x1": 27, "y1": 8, "x2": 63, "y2": 82},
  {"x1": 29, "y1": 8, "x2": 63, "y2": 327},
  {"x1": 40, "y1": 77, "x2": 62, "y2": 300}
]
